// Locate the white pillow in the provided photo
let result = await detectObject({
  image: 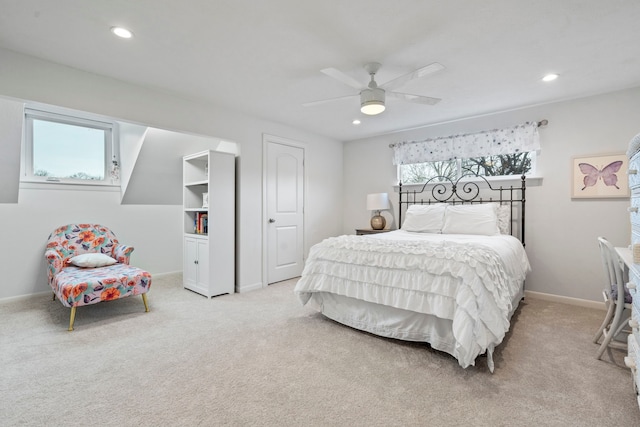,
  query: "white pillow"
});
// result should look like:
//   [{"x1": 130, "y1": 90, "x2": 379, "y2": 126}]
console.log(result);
[
  {"x1": 495, "y1": 204, "x2": 511, "y2": 235},
  {"x1": 442, "y1": 203, "x2": 500, "y2": 236},
  {"x1": 401, "y1": 204, "x2": 447, "y2": 233},
  {"x1": 69, "y1": 253, "x2": 117, "y2": 268}
]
